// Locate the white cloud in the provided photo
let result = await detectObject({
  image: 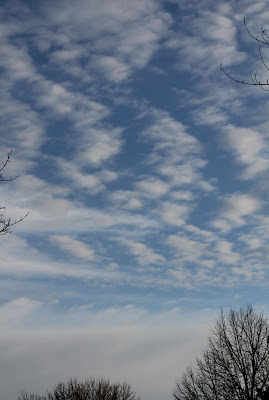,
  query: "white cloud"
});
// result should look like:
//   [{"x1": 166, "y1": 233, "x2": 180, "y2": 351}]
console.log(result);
[
  {"x1": 223, "y1": 125, "x2": 269, "y2": 179},
  {"x1": 135, "y1": 178, "x2": 170, "y2": 198},
  {"x1": 0, "y1": 41, "x2": 37, "y2": 81},
  {"x1": 159, "y1": 202, "x2": 190, "y2": 227},
  {"x1": 37, "y1": 82, "x2": 74, "y2": 115},
  {"x1": 111, "y1": 190, "x2": 144, "y2": 210},
  {"x1": 184, "y1": 224, "x2": 215, "y2": 242},
  {"x1": 50, "y1": 47, "x2": 86, "y2": 63},
  {"x1": 191, "y1": 106, "x2": 227, "y2": 125},
  {"x1": 166, "y1": 9, "x2": 245, "y2": 73},
  {"x1": 93, "y1": 55, "x2": 131, "y2": 83},
  {"x1": 14, "y1": 174, "x2": 69, "y2": 198},
  {"x1": 0, "y1": 83, "x2": 45, "y2": 158},
  {"x1": 50, "y1": 235, "x2": 96, "y2": 260},
  {"x1": 222, "y1": 193, "x2": 261, "y2": 225},
  {"x1": 212, "y1": 193, "x2": 262, "y2": 232},
  {"x1": 231, "y1": 262, "x2": 266, "y2": 281},
  {"x1": 170, "y1": 191, "x2": 194, "y2": 201},
  {"x1": 166, "y1": 234, "x2": 209, "y2": 264},
  {"x1": 36, "y1": 0, "x2": 172, "y2": 83},
  {"x1": 141, "y1": 110, "x2": 211, "y2": 194},
  {"x1": 210, "y1": 218, "x2": 231, "y2": 233},
  {"x1": 239, "y1": 234, "x2": 263, "y2": 250},
  {"x1": 0, "y1": 172, "x2": 157, "y2": 239},
  {"x1": 117, "y1": 238, "x2": 165, "y2": 266},
  {"x1": 76, "y1": 127, "x2": 123, "y2": 166},
  {"x1": 35, "y1": 78, "x2": 110, "y2": 120},
  {"x1": 2, "y1": 7, "x2": 269, "y2": 400},
  {"x1": 32, "y1": 79, "x2": 123, "y2": 169},
  {"x1": 0, "y1": 307, "x2": 213, "y2": 400},
  {"x1": 165, "y1": 232, "x2": 244, "y2": 285},
  {"x1": 214, "y1": 240, "x2": 241, "y2": 265},
  {"x1": 0, "y1": 297, "x2": 42, "y2": 328},
  {"x1": 144, "y1": 111, "x2": 200, "y2": 158},
  {"x1": 0, "y1": 234, "x2": 119, "y2": 282},
  {"x1": 56, "y1": 158, "x2": 104, "y2": 193},
  {"x1": 168, "y1": 267, "x2": 194, "y2": 289}
]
